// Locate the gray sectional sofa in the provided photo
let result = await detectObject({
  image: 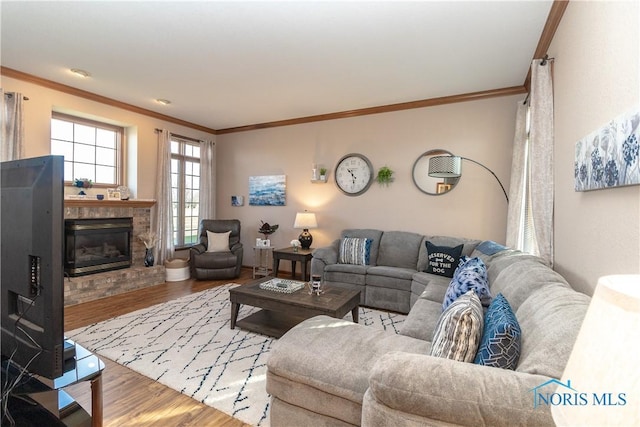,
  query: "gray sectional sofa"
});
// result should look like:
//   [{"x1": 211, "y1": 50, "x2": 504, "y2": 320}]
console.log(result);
[{"x1": 266, "y1": 229, "x2": 591, "y2": 426}]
